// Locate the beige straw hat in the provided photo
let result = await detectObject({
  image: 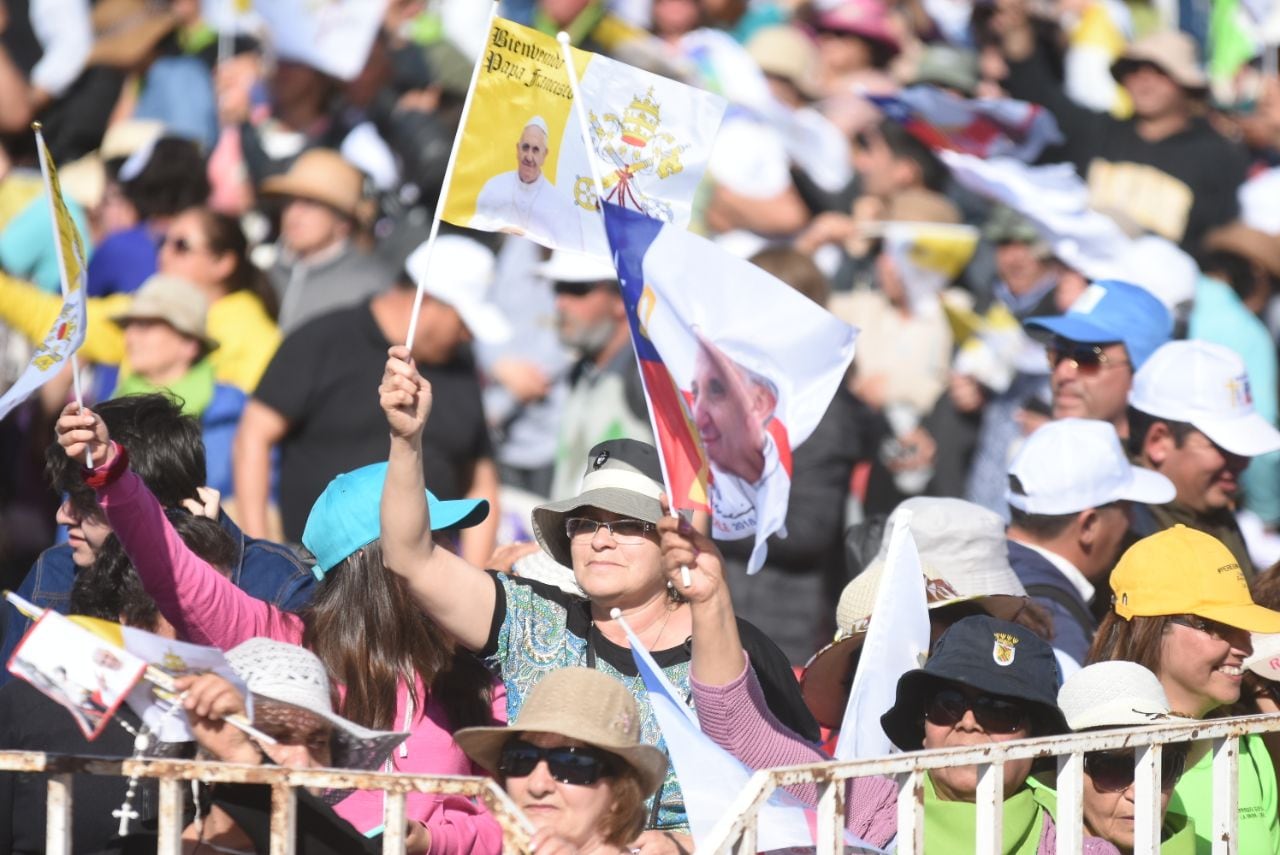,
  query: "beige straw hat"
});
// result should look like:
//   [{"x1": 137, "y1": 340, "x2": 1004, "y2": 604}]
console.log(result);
[
  {"x1": 1111, "y1": 31, "x2": 1208, "y2": 92},
  {"x1": 259, "y1": 149, "x2": 366, "y2": 219},
  {"x1": 455, "y1": 667, "x2": 668, "y2": 794},
  {"x1": 110, "y1": 275, "x2": 219, "y2": 352}
]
